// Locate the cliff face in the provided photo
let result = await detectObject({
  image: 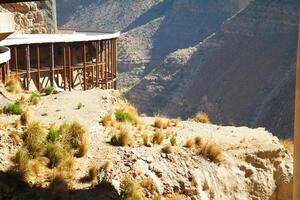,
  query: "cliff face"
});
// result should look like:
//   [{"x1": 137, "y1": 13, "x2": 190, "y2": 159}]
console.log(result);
[
  {"x1": 127, "y1": 0, "x2": 300, "y2": 138},
  {"x1": 0, "y1": 0, "x2": 56, "y2": 33},
  {"x1": 58, "y1": 0, "x2": 251, "y2": 88}
]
